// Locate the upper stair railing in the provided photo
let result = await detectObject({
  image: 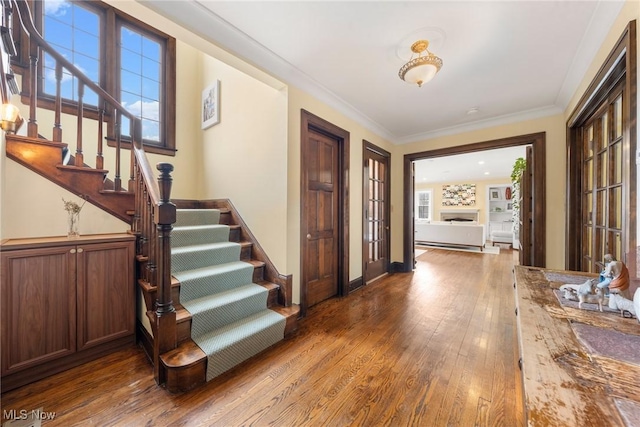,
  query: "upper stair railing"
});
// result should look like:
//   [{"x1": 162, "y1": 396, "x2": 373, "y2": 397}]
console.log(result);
[{"x1": 11, "y1": 0, "x2": 177, "y2": 383}]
